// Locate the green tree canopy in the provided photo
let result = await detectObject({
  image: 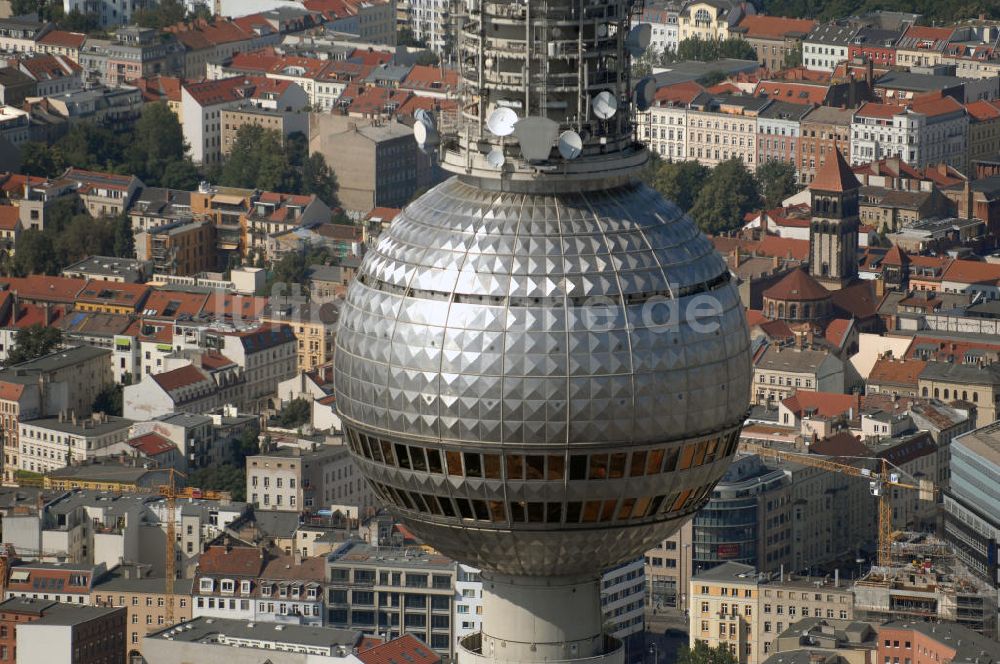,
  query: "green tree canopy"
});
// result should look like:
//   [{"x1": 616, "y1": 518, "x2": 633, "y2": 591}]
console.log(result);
[
  {"x1": 160, "y1": 159, "x2": 201, "y2": 190},
  {"x1": 7, "y1": 324, "x2": 62, "y2": 366},
  {"x1": 188, "y1": 466, "x2": 246, "y2": 502},
  {"x1": 132, "y1": 0, "x2": 186, "y2": 29},
  {"x1": 762, "y1": 0, "x2": 999, "y2": 23},
  {"x1": 690, "y1": 158, "x2": 762, "y2": 235},
  {"x1": 644, "y1": 160, "x2": 711, "y2": 212},
  {"x1": 92, "y1": 383, "x2": 123, "y2": 417},
  {"x1": 127, "y1": 102, "x2": 188, "y2": 184},
  {"x1": 676, "y1": 36, "x2": 757, "y2": 62},
  {"x1": 221, "y1": 126, "x2": 297, "y2": 192},
  {"x1": 19, "y1": 142, "x2": 64, "y2": 178},
  {"x1": 675, "y1": 641, "x2": 740, "y2": 664},
  {"x1": 301, "y1": 153, "x2": 340, "y2": 207},
  {"x1": 277, "y1": 398, "x2": 312, "y2": 429},
  {"x1": 756, "y1": 159, "x2": 800, "y2": 209}
]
